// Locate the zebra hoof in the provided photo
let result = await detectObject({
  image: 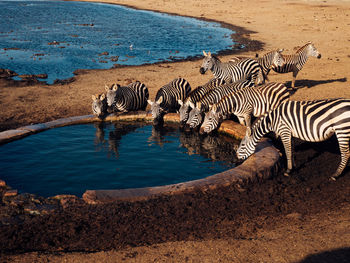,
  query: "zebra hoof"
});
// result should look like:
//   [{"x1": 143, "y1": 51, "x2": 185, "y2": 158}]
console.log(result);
[
  {"x1": 330, "y1": 176, "x2": 337, "y2": 181},
  {"x1": 284, "y1": 172, "x2": 290, "y2": 177}
]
